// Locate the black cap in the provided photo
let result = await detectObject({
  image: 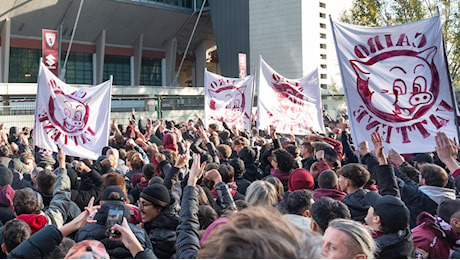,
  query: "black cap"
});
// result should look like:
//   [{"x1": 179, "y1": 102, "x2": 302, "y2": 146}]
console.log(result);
[
  {"x1": 322, "y1": 147, "x2": 341, "y2": 167},
  {"x1": 101, "y1": 186, "x2": 125, "y2": 202},
  {"x1": 366, "y1": 192, "x2": 409, "y2": 233}
]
